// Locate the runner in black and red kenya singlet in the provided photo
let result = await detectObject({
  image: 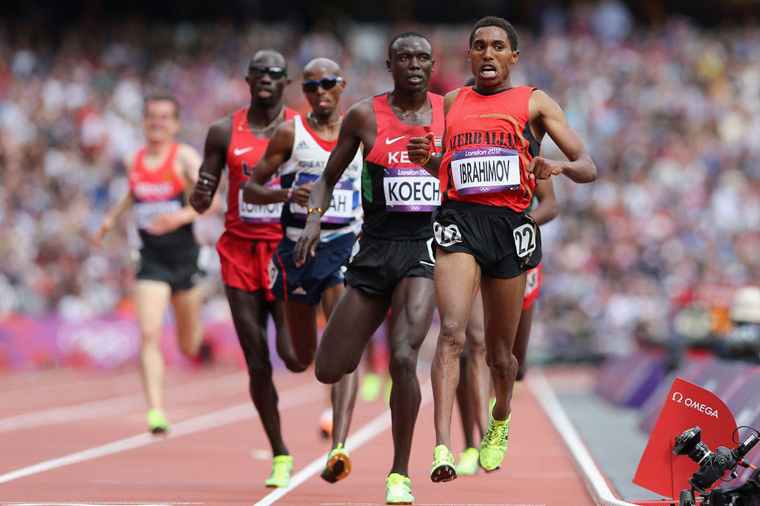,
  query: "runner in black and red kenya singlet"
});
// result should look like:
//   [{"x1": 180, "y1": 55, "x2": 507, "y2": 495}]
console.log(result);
[
  {"x1": 92, "y1": 94, "x2": 210, "y2": 435},
  {"x1": 189, "y1": 50, "x2": 301, "y2": 489},
  {"x1": 293, "y1": 32, "x2": 442, "y2": 505},
  {"x1": 408, "y1": 16, "x2": 597, "y2": 481}
]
